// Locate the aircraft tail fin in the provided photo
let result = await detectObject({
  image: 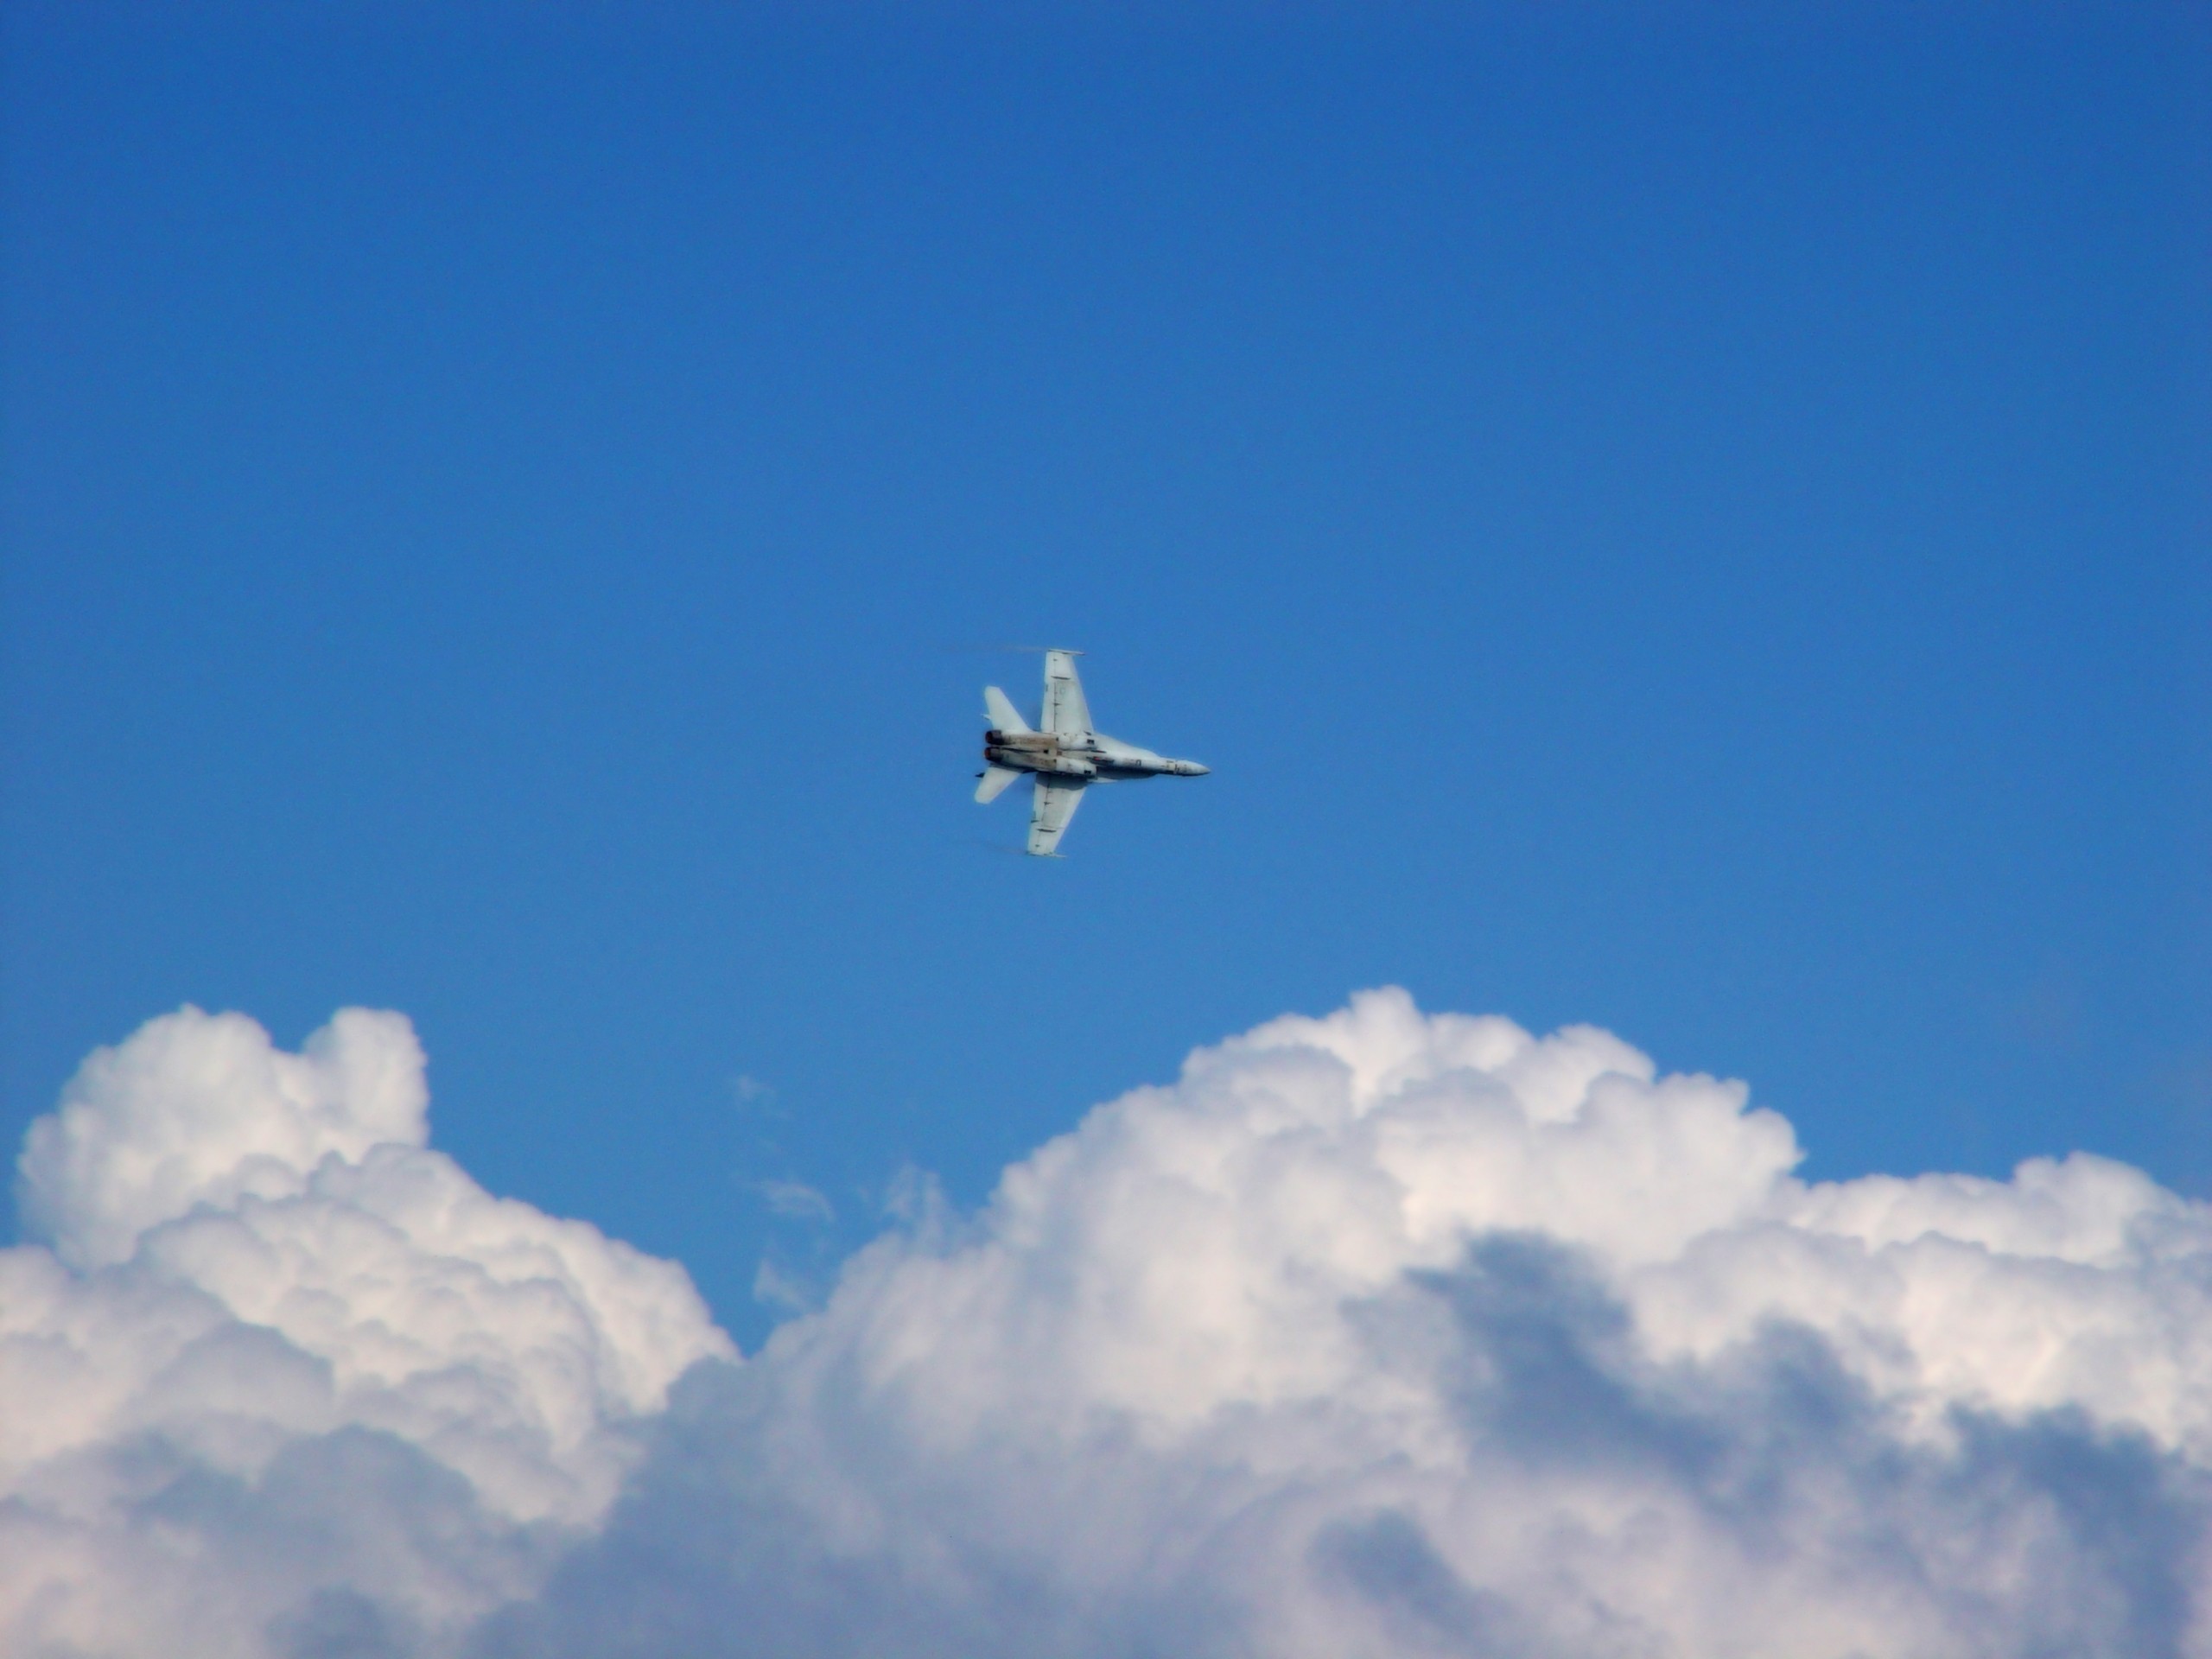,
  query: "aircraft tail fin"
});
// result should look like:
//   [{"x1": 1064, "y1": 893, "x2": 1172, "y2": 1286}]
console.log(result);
[
  {"x1": 984, "y1": 686, "x2": 1031, "y2": 734},
  {"x1": 975, "y1": 766, "x2": 1023, "y2": 804}
]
